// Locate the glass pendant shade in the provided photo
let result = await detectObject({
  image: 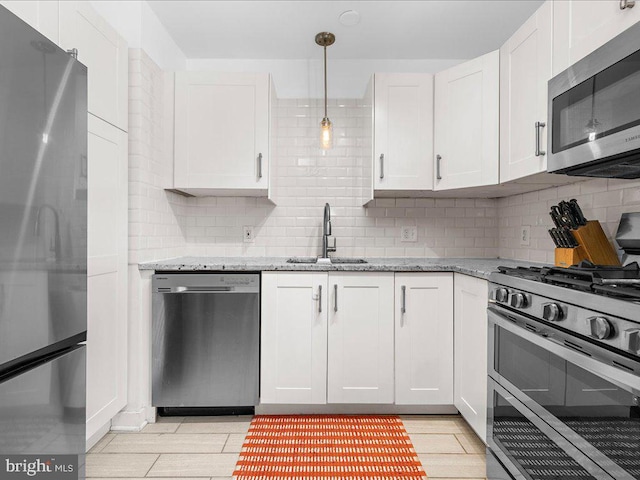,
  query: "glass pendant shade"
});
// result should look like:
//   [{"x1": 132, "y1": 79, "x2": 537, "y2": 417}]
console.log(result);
[{"x1": 320, "y1": 117, "x2": 333, "y2": 150}]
